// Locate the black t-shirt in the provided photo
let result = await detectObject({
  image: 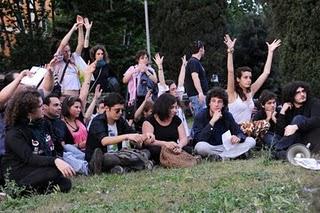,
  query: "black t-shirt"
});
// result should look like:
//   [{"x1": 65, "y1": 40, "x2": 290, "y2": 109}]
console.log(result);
[
  {"x1": 85, "y1": 113, "x2": 135, "y2": 161},
  {"x1": 185, "y1": 57, "x2": 208, "y2": 96},
  {"x1": 146, "y1": 115, "x2": 182, "y2": 142}
]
